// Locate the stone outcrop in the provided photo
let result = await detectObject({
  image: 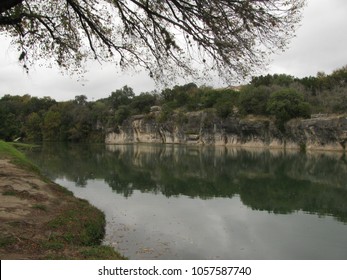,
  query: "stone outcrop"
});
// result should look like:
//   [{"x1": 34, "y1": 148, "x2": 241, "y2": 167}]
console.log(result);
[{"x1": 105, "y1": 111, "x2": 347, "y2": 152}]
